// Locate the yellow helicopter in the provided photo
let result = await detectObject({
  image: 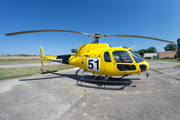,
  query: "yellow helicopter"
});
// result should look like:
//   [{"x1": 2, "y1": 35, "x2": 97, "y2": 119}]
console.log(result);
[{"x1": 6, "y1": 30, "x2": 174, "y2": 89}]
